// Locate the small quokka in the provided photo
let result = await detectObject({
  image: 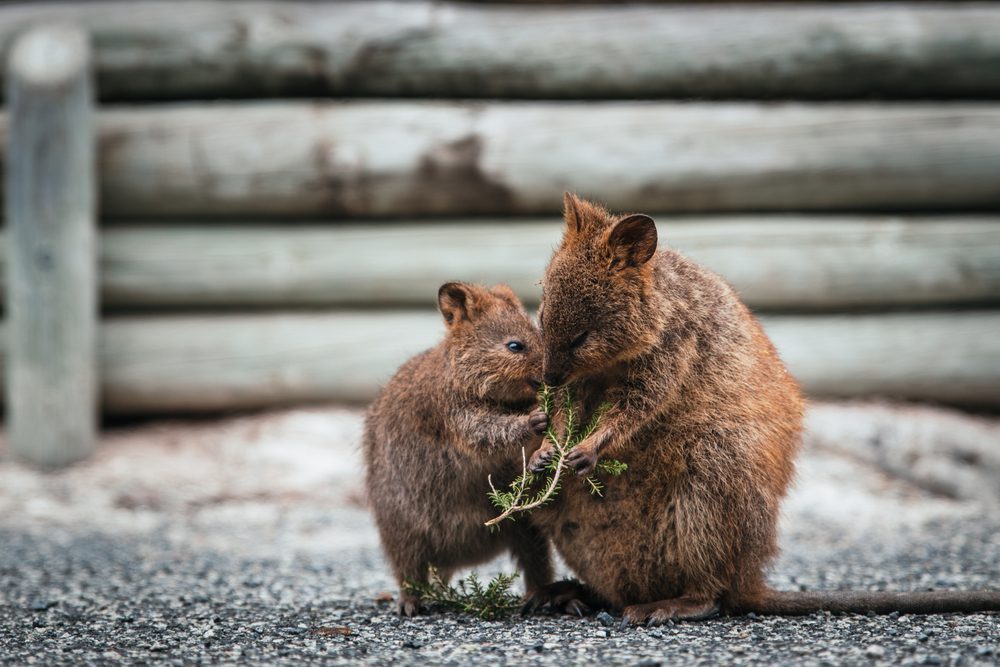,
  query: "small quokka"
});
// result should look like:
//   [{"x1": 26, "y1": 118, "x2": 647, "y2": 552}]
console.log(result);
[
  {"x1": 528, "y1": 193, "x2": 1000, "y2": 624},
  {"x1": 363, "y1": 281, "x2": 552, "y2": 616}
]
